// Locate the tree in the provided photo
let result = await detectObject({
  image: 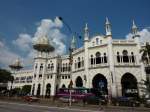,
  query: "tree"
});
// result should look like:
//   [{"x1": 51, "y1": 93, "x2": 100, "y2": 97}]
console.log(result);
[
  {"x1": 21, "y1": 85, "x2": 31, "y2": 95},
  {"x1": 0, "y1": 68, "x2": 13, "y2": 83},
  {"x1": 140, "y1": 42, "x2": 150, "y2": 98},
  {"x1": 140, "y1": 42, "x2": 150, "y2": 64}
]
